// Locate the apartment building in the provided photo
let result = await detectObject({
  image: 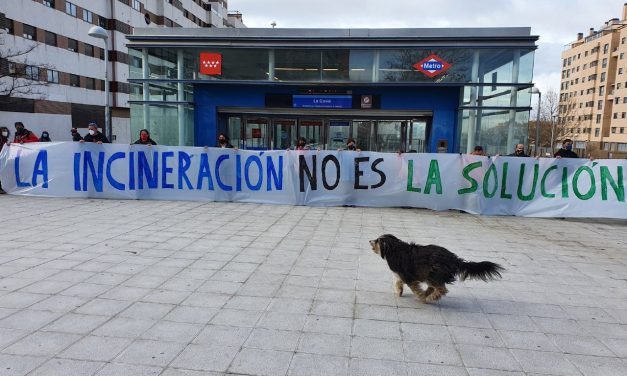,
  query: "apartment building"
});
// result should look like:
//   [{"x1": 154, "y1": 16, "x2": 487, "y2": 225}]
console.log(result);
[
  {"x1": 0, "y1": 0, "x2": 245, "y2": 143},
  {"x1": 559, "y1": 3, "x2": 627, "y2": 155}
]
